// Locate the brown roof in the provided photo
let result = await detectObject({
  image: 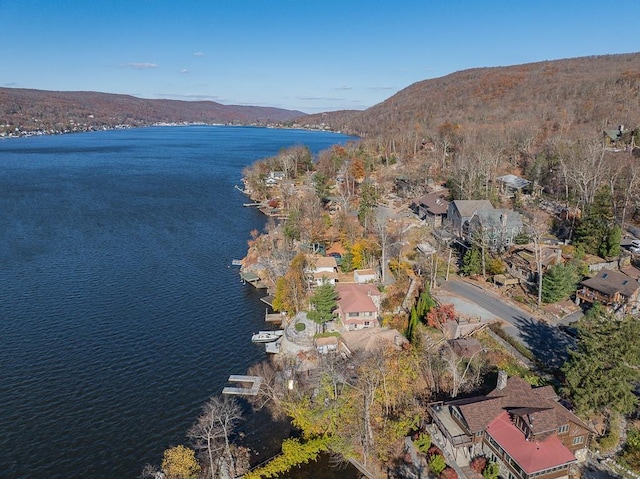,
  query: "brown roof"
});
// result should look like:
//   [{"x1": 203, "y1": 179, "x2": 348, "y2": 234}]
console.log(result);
[
  {"x1": 308, "y1": 255, "x2": 338, "y2": 270},
  {"x1": 336, "y1": 283, "x2": 379, "y2": 314},
  {"x1": 581, "y1": 269, "x2": 639, "y2": 297},
  {"x1": 451, "y1": 376, "x2": 591, "y2": 435},
  {"x1": 416, "y1": 192, "x2": 449, "y2": 215}
]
